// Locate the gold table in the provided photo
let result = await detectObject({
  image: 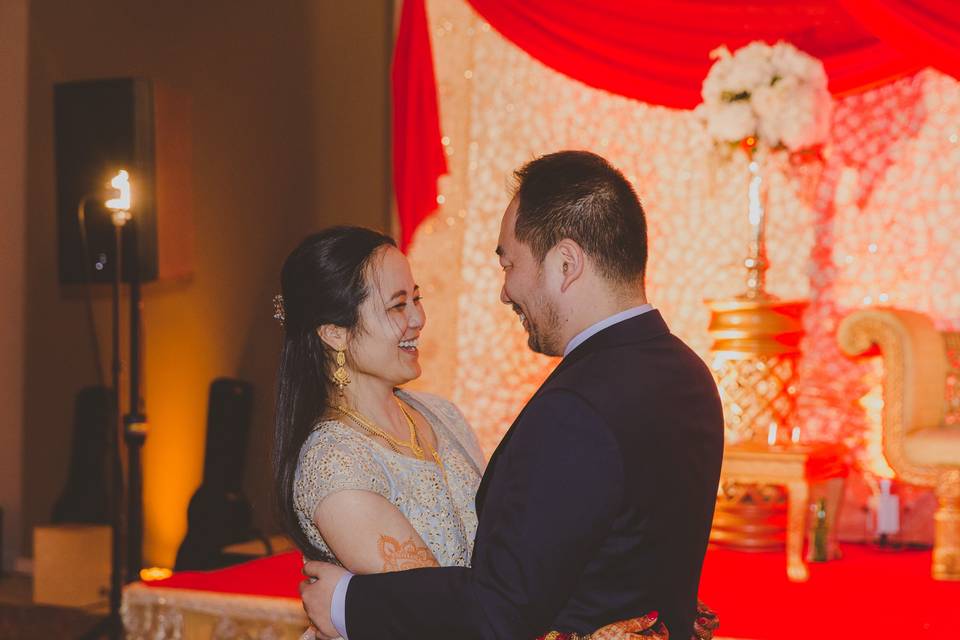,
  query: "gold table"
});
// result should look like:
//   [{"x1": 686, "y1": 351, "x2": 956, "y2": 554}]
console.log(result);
[{"x1": 717, "y1": 443, "x2": 846, "y2": 582}]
